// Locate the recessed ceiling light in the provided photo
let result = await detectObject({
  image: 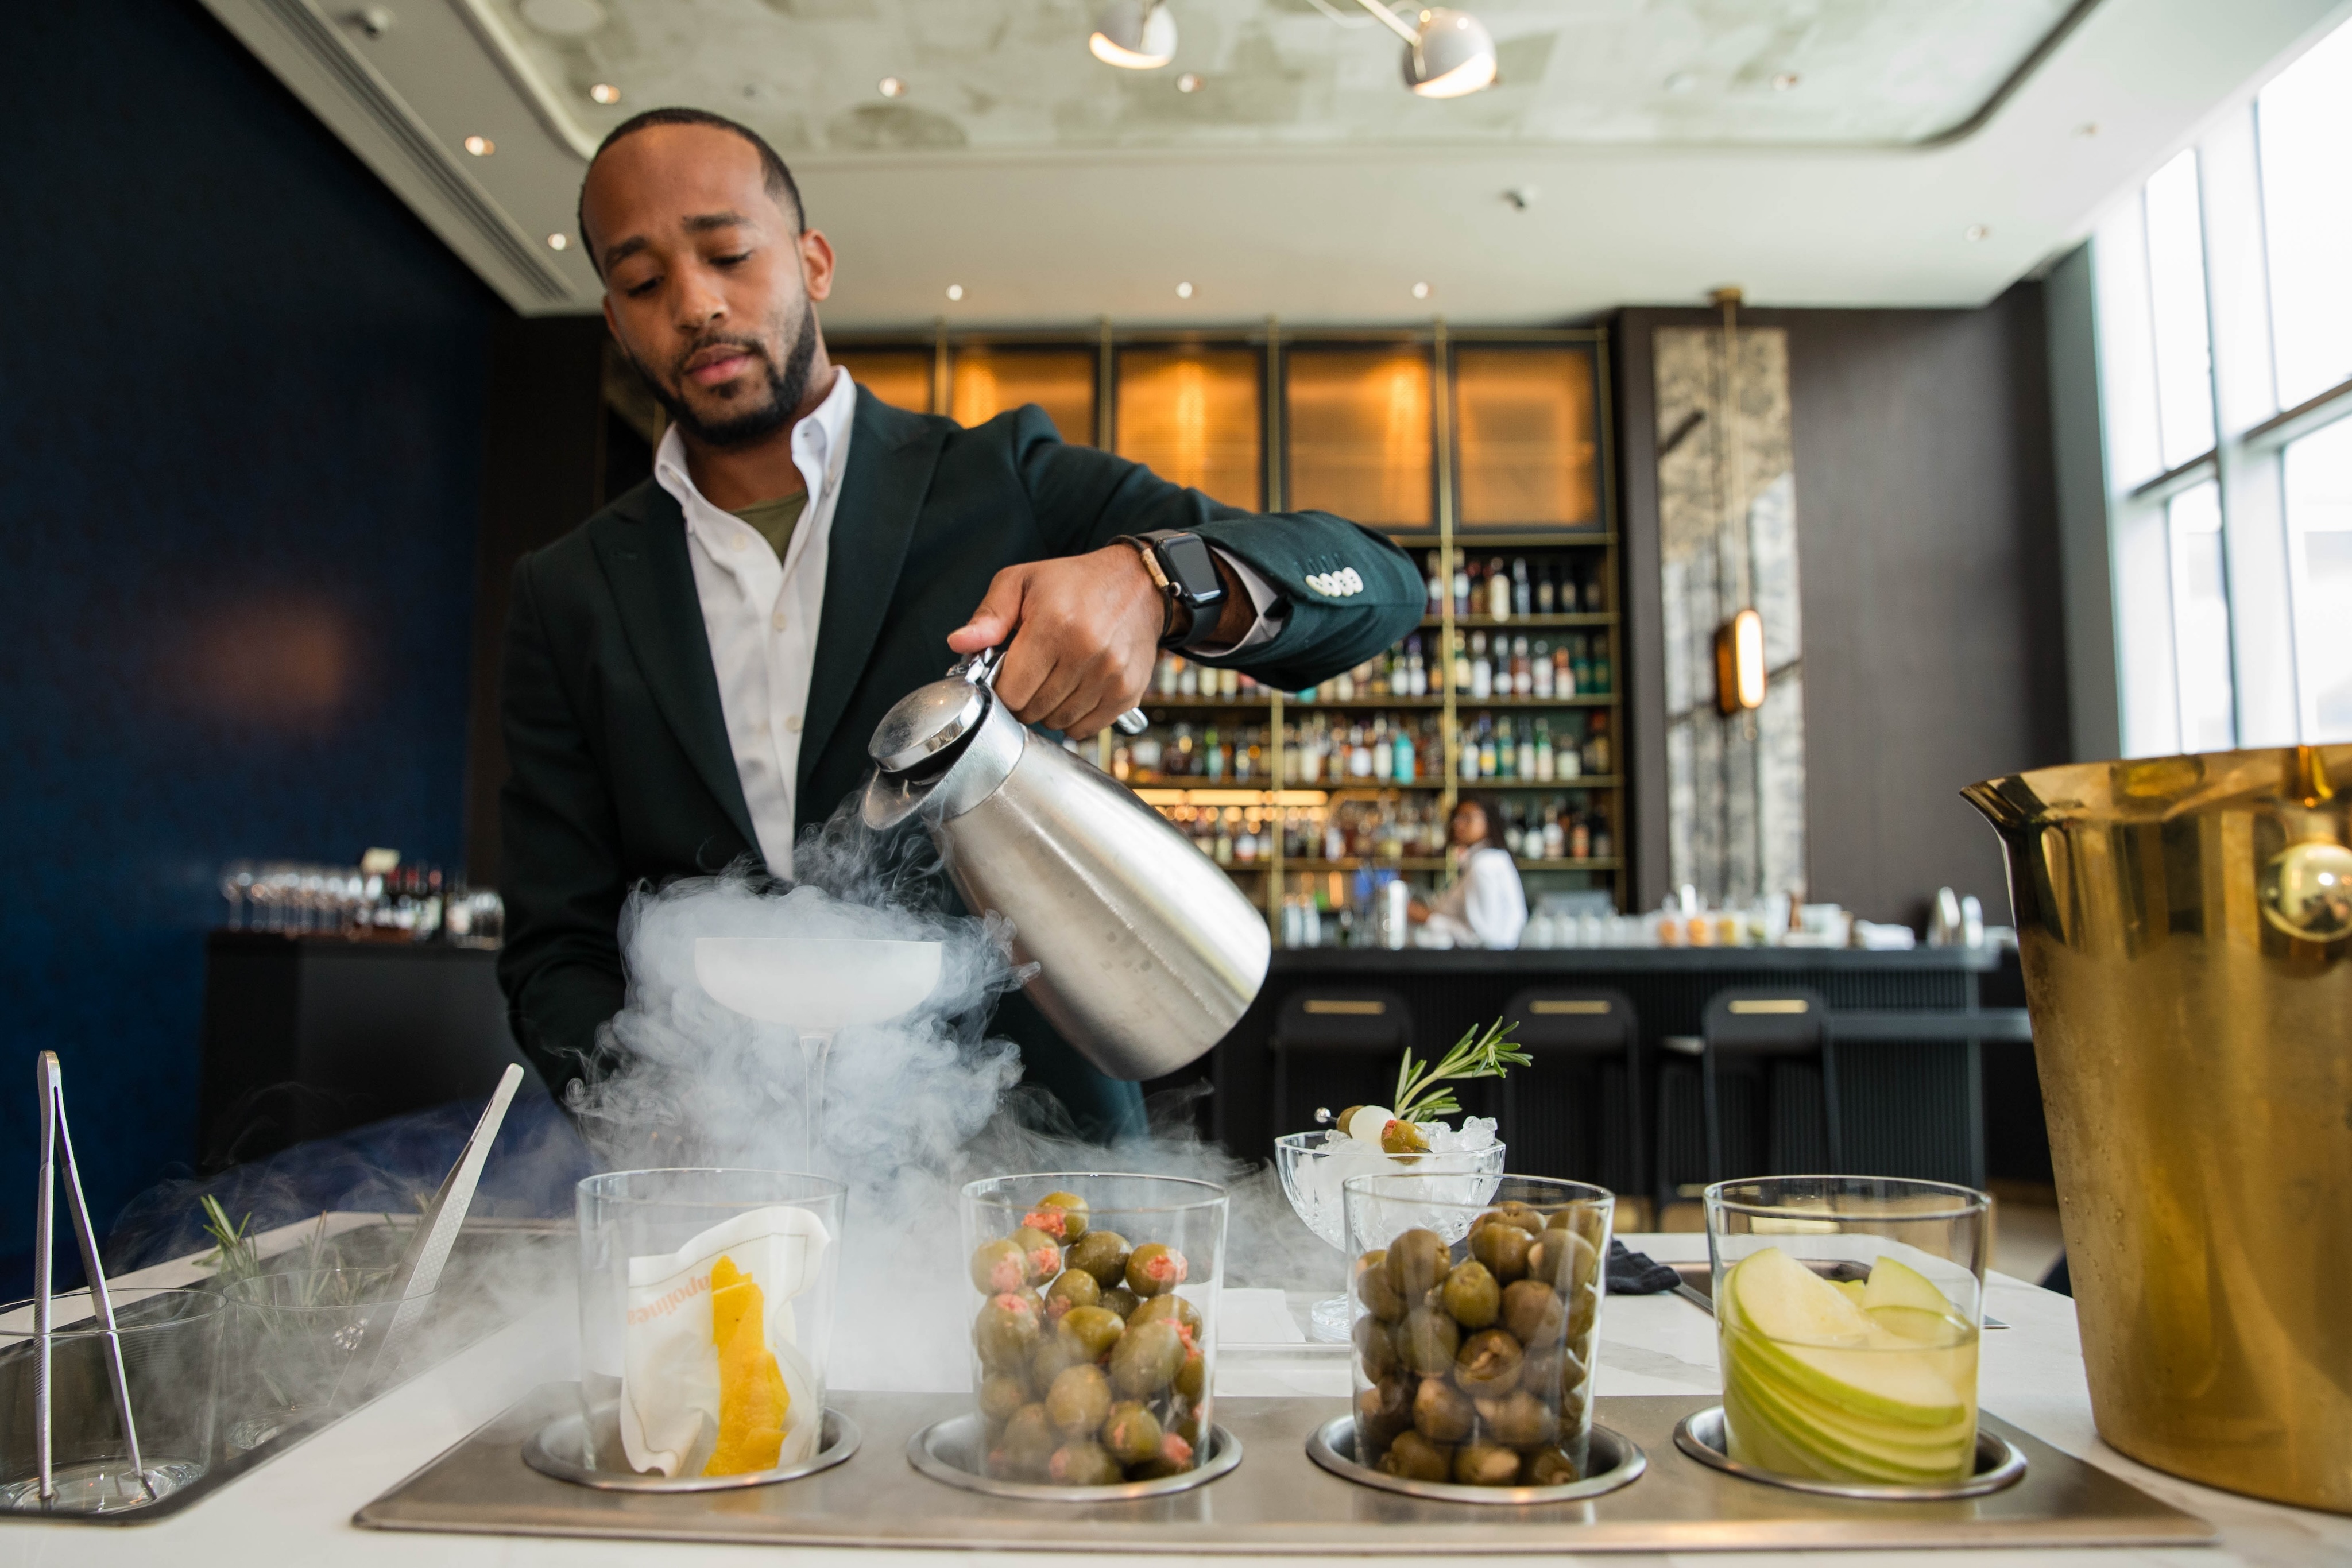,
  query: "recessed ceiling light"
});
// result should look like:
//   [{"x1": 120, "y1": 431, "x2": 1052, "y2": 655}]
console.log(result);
[
  {"x1": 946, "y1": 284, "x2": 964, "y2": 301},
  {"x1": 1966, "y1": 224, "x2": 1991, "y2": 241},
  {"x1": 547, "y1": 233, "x2": 568, "y2": 251},
  {"x1": 1770, "y1": 72, "x2": 1799, "y2": 91},
  {"x1": 1175, "y1": 281, "x2": 1194, "y2": 299},
  {"x1": 1177, "y1": 72, "x2": 1202, "y2": 93},
  {"x1": 589, "y1": 82, "x2": 621, "y2": 105},
  {"x1": 463, "y1": 135, "x2": 494, "y2": 156},
  {"x1": 879, "y1": 76, "x2": 906, "y2": 98},
  {"x1": 1411, "y1": 282, "x2": 1431, "y2": 300}
]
